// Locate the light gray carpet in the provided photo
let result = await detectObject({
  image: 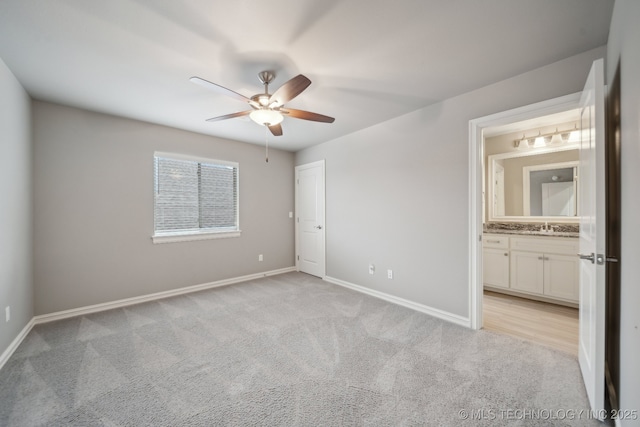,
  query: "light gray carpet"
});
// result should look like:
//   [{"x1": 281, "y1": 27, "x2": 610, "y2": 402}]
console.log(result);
[{"x1": 0, "y1": 272, "x2": 599, "y2": 426}]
